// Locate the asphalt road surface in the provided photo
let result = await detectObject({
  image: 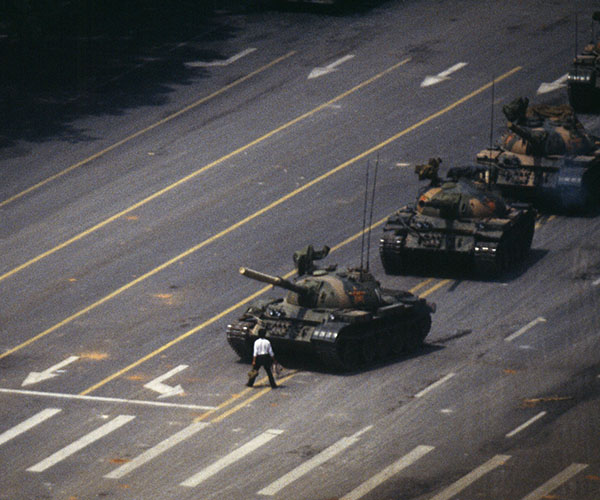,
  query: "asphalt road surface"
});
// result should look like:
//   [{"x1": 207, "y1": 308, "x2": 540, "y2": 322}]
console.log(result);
[{"x1": 1, "y1": 1, "x2": 599, "y2": 499}]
